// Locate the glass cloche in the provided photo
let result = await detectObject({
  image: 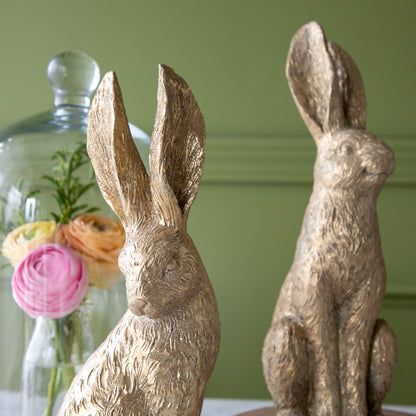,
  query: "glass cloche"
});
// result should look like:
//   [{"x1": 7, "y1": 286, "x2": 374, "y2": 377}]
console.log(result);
[{"x1": 0, "y1": 51, "x2": 150, "y2": 416}]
